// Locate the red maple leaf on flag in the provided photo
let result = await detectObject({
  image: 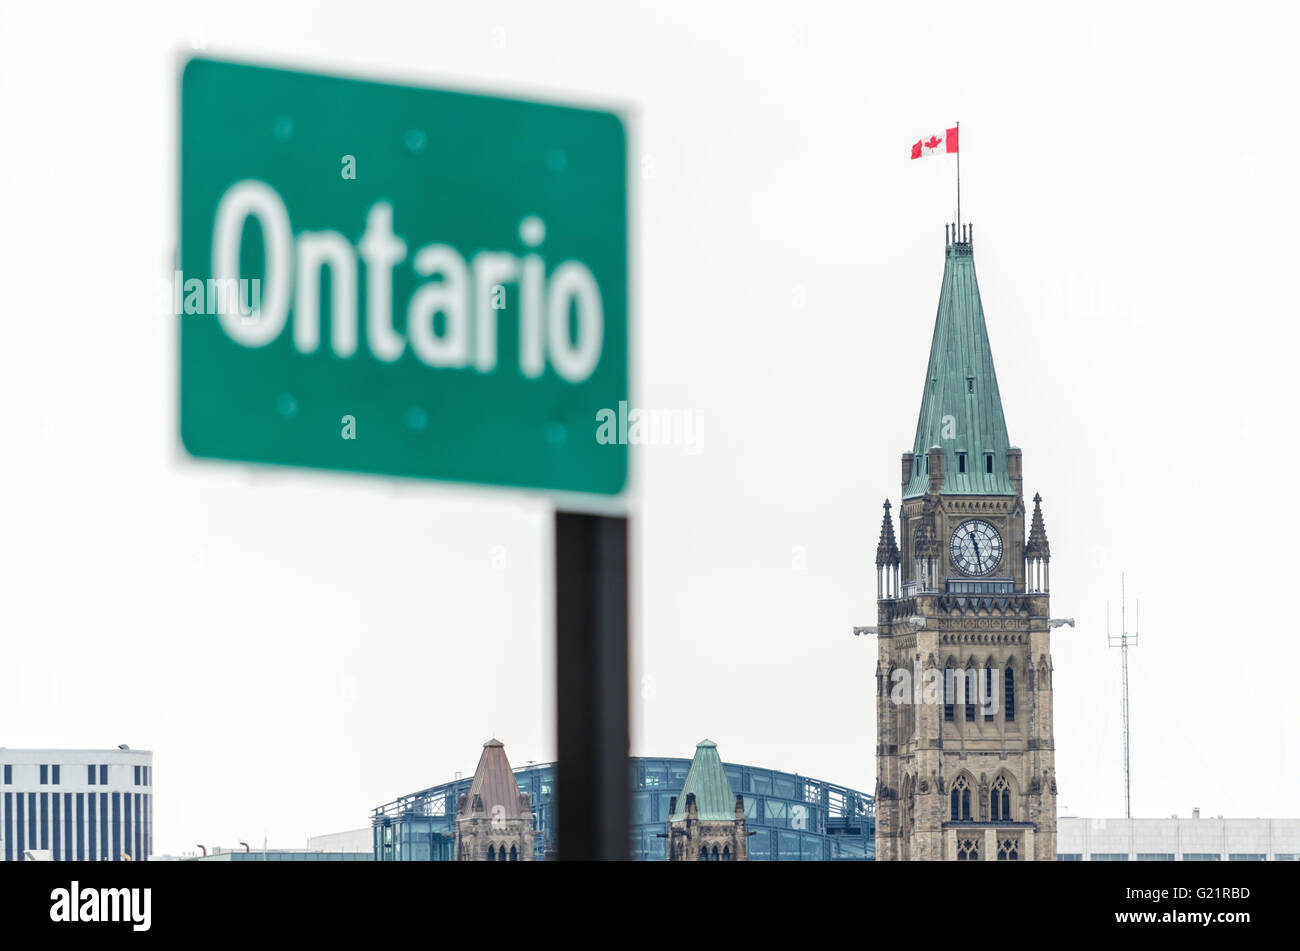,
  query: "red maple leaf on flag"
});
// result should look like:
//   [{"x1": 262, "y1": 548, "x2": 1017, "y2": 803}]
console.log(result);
[
  {"x1": 910, "y1": 140, "x2": 923, "y2": 159},
  {"x1": 924, "y1": 135, "x2": 942, "y2": 149}
]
